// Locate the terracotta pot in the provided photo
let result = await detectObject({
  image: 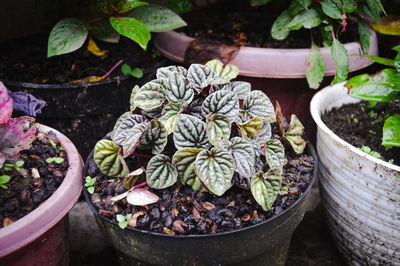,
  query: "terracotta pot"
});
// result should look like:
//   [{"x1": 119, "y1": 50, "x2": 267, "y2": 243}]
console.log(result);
[
  {"x1": 0, "y1": 124, "x2": 83, "y2": 266},
  {"x1": 153, "y1": 30, "x2": 379, "y2": 143},
  {"x1": 310, "y1": 83, "x2": 400, "y2": 265},
  {"x1": 82, "y1": 144, "x2": 318, "y2": 266}
]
